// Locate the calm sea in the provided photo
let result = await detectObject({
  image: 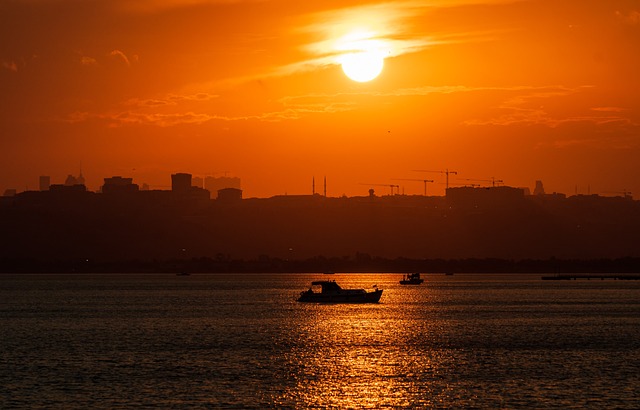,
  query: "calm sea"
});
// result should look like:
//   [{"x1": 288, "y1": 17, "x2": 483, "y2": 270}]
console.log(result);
[{"x1": 1, "y1": 273, "x2": 639, "y2": 408}]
